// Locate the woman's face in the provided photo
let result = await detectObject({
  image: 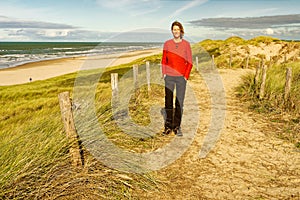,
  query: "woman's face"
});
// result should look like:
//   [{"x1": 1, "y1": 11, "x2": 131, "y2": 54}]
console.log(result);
[{"x1": 172, "y1": 25, "x2": 181, "y2": 39}]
